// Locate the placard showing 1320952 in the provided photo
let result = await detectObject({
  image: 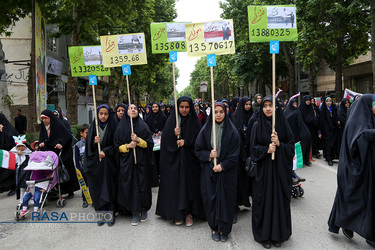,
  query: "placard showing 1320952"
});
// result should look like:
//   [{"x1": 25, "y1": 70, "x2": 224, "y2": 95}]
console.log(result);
[
  {"x1": 68, "y1": 46, "x2": 110, "y2": 77},
  {"x1": 248, "y1": 5, "x2": 298, "y2": 43},
  {"x1": 185, "y1": 20, "x2": 235, "y2": 57},
  {"x1": 151, "y1": 22, "x2": 190, "y2": 53},
  {"x1": 100, "y1": 33, "x2": 147, "y2": 67}
]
